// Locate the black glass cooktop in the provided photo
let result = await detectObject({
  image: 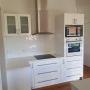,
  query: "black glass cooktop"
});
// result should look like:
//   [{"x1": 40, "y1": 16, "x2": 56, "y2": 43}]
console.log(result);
[{"x1": 34, "y1": 54, "x2": 56, "y2": 60}]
